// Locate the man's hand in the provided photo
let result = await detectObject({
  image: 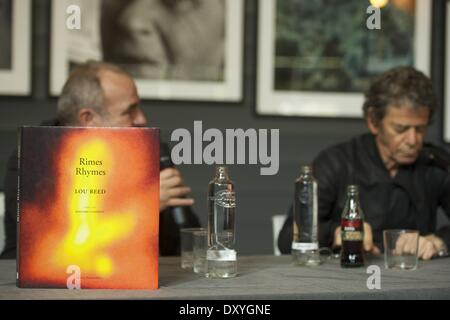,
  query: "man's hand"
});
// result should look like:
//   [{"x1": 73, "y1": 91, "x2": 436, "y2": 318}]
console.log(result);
[
  {"x1": 333, "y1": 222, "x2": 381, "y2": 255},
  {"x1": 160, "y1": 168, "x2": 194, "y2": 211},
  {"x1": 396, "y1": 234, "x2": 446, "y2": 260},
  {"x1": 419, "y1": 235, "x2": 447, "y2": 260}
]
